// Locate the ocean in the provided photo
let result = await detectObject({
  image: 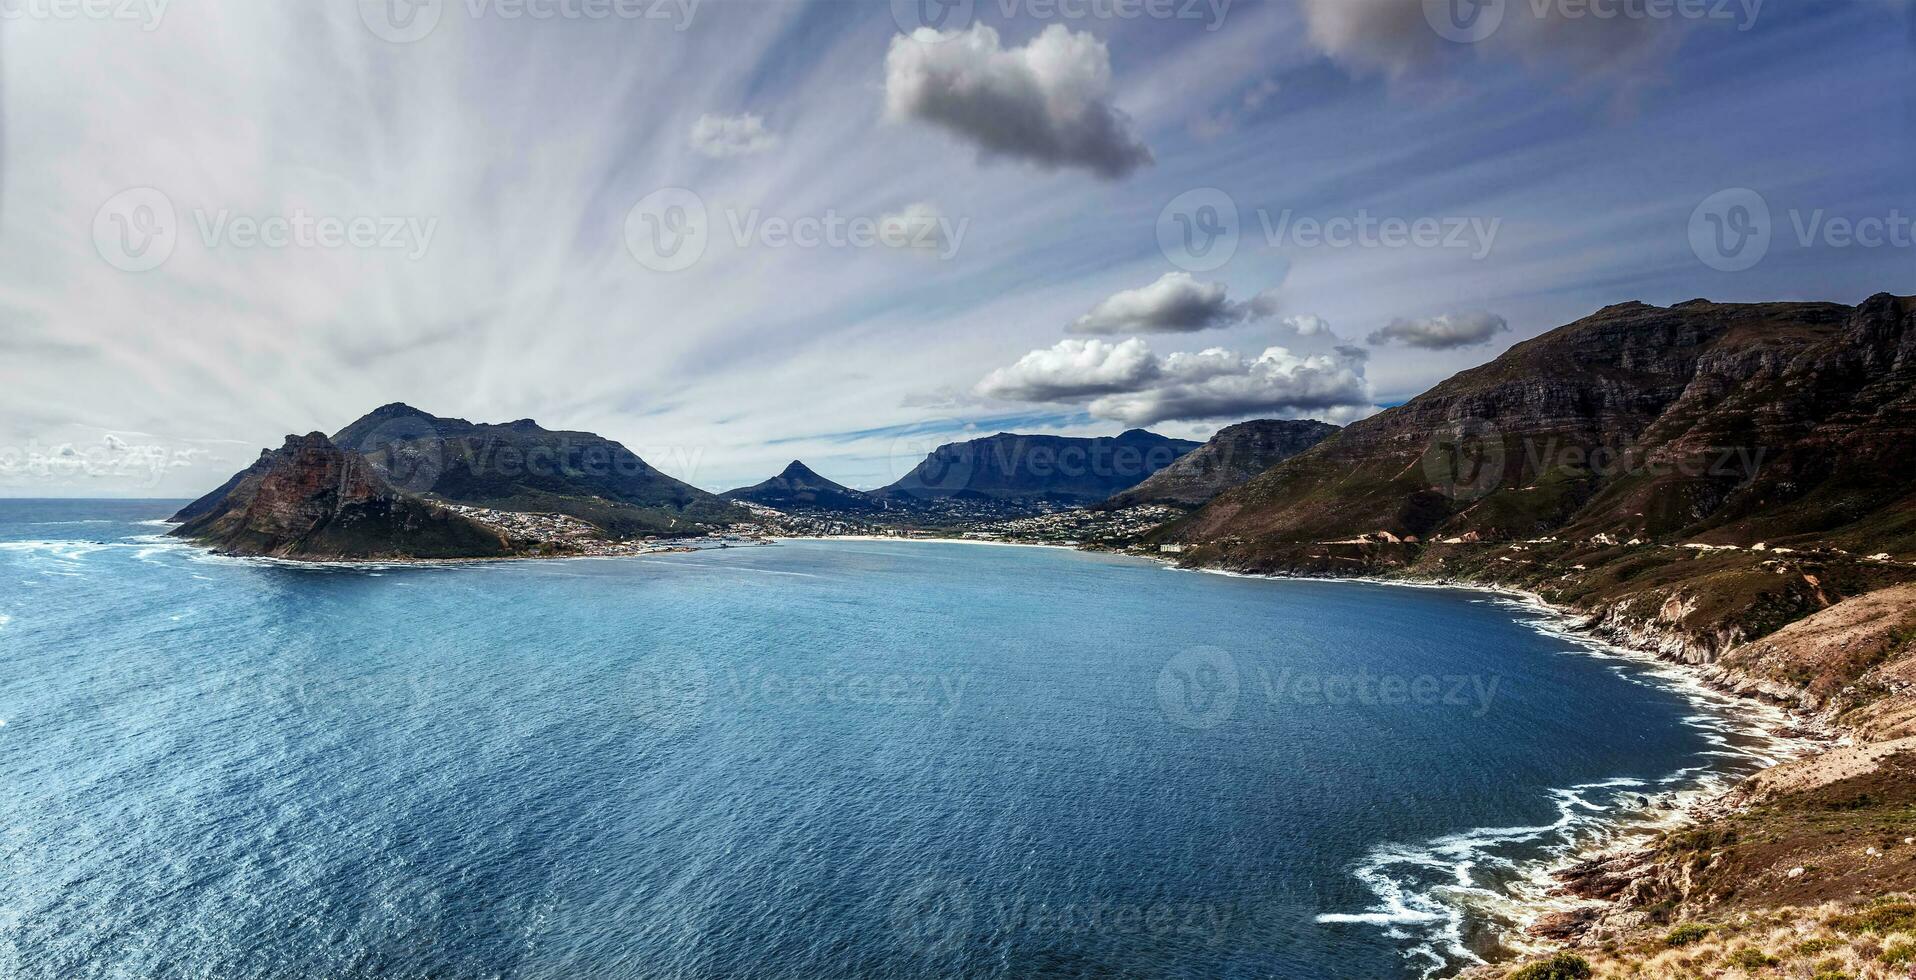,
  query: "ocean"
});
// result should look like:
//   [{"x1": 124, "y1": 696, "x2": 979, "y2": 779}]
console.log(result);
[{"x1": 0, "y1": 499, "x2": 1789, "y2": 979}]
